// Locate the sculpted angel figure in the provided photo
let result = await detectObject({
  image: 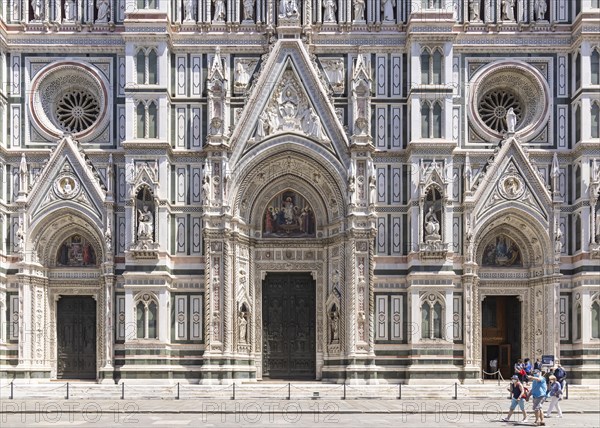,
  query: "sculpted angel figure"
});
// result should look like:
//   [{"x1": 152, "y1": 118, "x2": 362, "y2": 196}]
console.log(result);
[{"x1": 96, "y1": 0, "x2": 110, "y2": 22}]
